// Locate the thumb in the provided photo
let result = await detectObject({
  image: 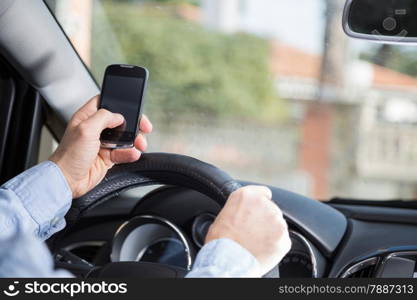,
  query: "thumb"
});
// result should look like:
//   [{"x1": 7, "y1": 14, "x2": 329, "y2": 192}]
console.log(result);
[{"x1": 83, "y1": 109, "x2": 125, "y2": 136}]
